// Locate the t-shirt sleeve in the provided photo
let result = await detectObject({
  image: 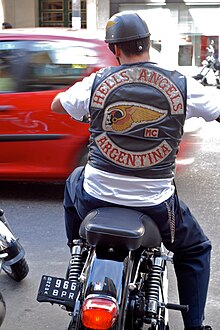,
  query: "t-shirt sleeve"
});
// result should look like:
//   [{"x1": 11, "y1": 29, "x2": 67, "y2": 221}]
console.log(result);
[
  {"x1": 59, "y1": 73, "x2": 96, "y2": 120},
  {"x1": 186, "y1": 76, "x2": 220, "y2": 121}
]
